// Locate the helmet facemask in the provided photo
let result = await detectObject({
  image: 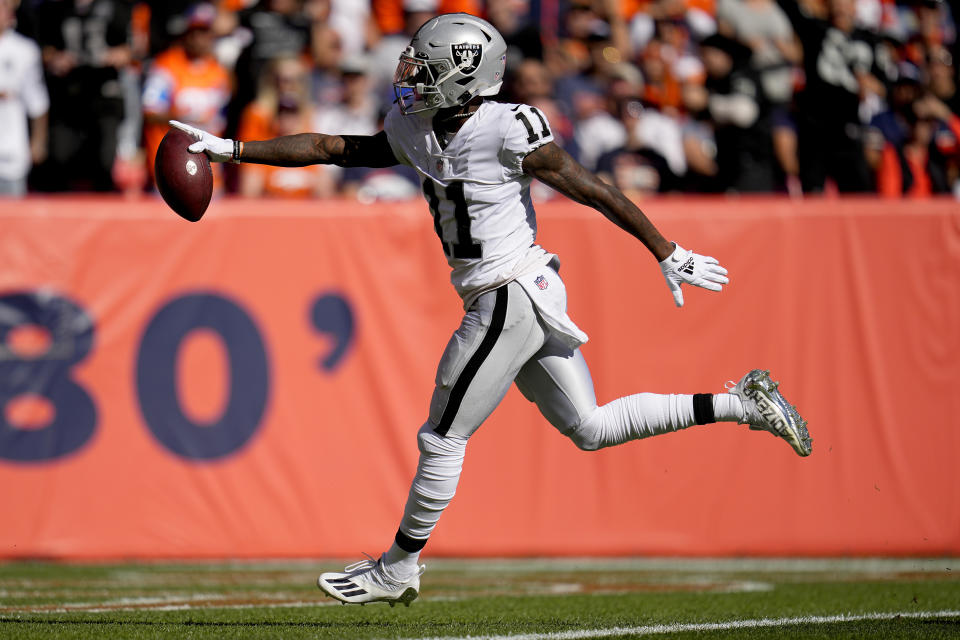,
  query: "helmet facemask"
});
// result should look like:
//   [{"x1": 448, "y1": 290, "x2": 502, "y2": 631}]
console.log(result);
[{"x1": 393, "y1": 48, "x2": 450, "y2": 115}]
